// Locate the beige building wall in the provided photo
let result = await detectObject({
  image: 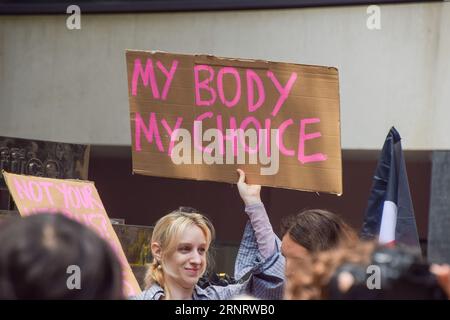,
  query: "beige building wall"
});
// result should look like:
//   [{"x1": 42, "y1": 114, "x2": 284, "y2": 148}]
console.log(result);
[{"x1": 1, "y1": 2, "x2": 449, "y2": 149}]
